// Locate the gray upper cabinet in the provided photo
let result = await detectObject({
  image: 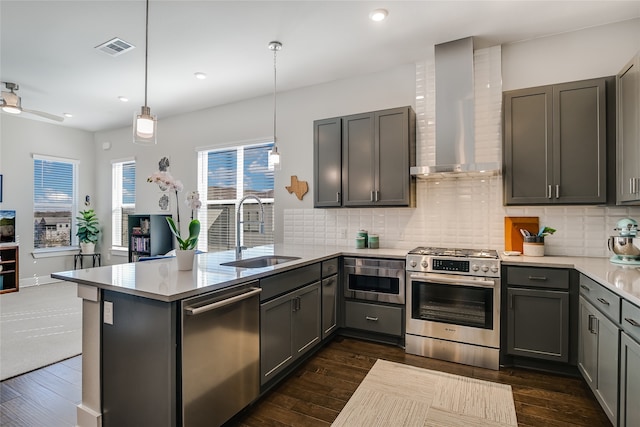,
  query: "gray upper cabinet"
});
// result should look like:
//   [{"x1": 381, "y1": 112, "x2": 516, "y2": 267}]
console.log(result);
[
  {"x1": 314, "y1": 117, "x2": 342, "y2": 207},
  {"x1": 617, "y1": 53, "x2": 640, "y2": 204},
  {"x1": 504, "y1": 78, "x2": 607, "y2": 205},
  {"x1": 314, "y1": 106, "x2": 416, "y2": 208}
]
